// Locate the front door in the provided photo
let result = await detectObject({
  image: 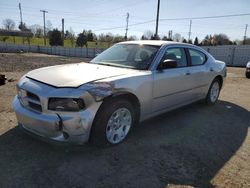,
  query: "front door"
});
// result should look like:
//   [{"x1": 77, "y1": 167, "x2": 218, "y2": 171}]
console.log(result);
[{"x1": 152, "y1": 47, "x2": 197, "y2": 112}]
